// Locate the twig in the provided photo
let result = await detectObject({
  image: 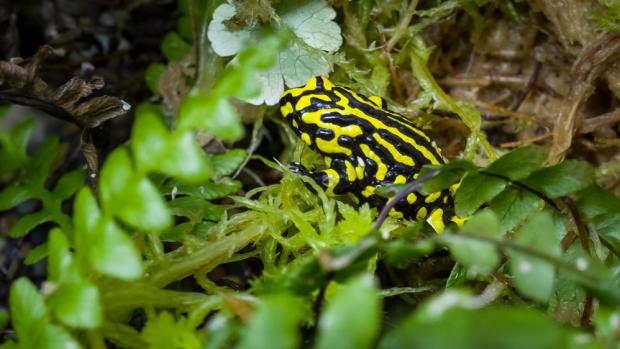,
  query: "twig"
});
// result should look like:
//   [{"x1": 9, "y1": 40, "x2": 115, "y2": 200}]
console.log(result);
[
  {"x1": 372, "y1": 171, "x2": 438, "y2": 231},
  {"x1": 377, "y1": 27, "x2": 404, "y2": 102},
  {"x1": 500, "y1": 133, "x2": 550, "y2": 148},
  {"x1": 510, "y1": 62, "x2": 541, "y2": 112}
]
